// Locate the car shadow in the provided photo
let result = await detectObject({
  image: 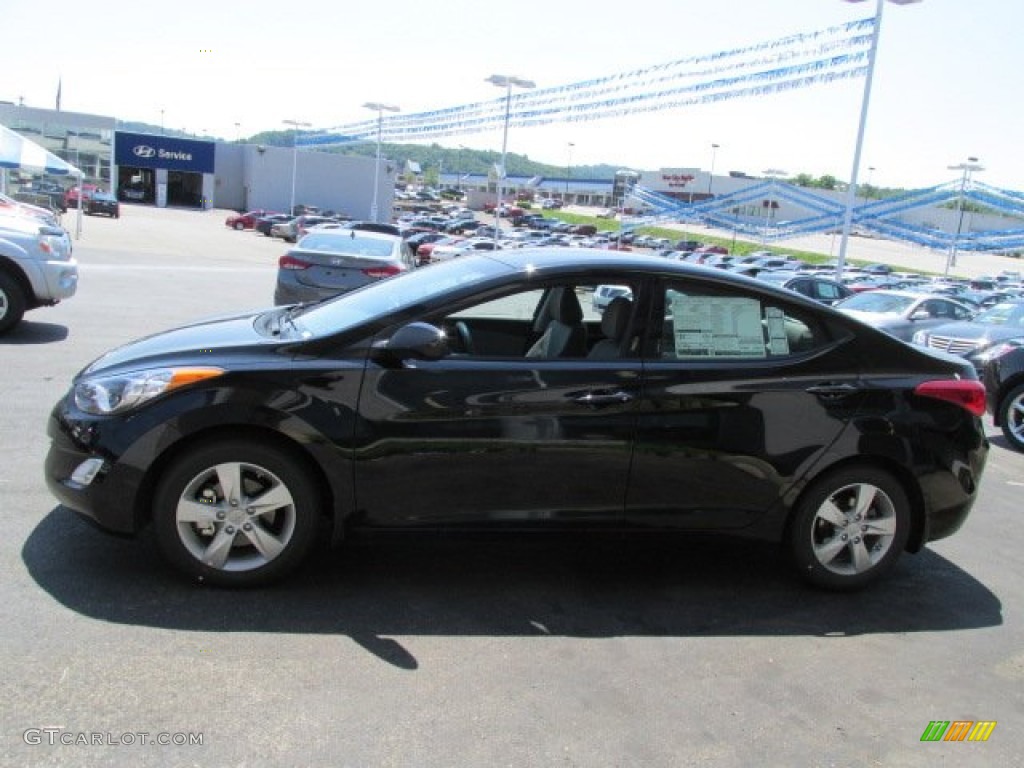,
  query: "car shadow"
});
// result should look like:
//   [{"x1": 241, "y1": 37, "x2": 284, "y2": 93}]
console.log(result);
[
  {"x1": 24, "y1": 506, "x2": 1002, "y2": 669},
  {"x1": 0, "y1": 321, "x2": 69, "y2": 344}
]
